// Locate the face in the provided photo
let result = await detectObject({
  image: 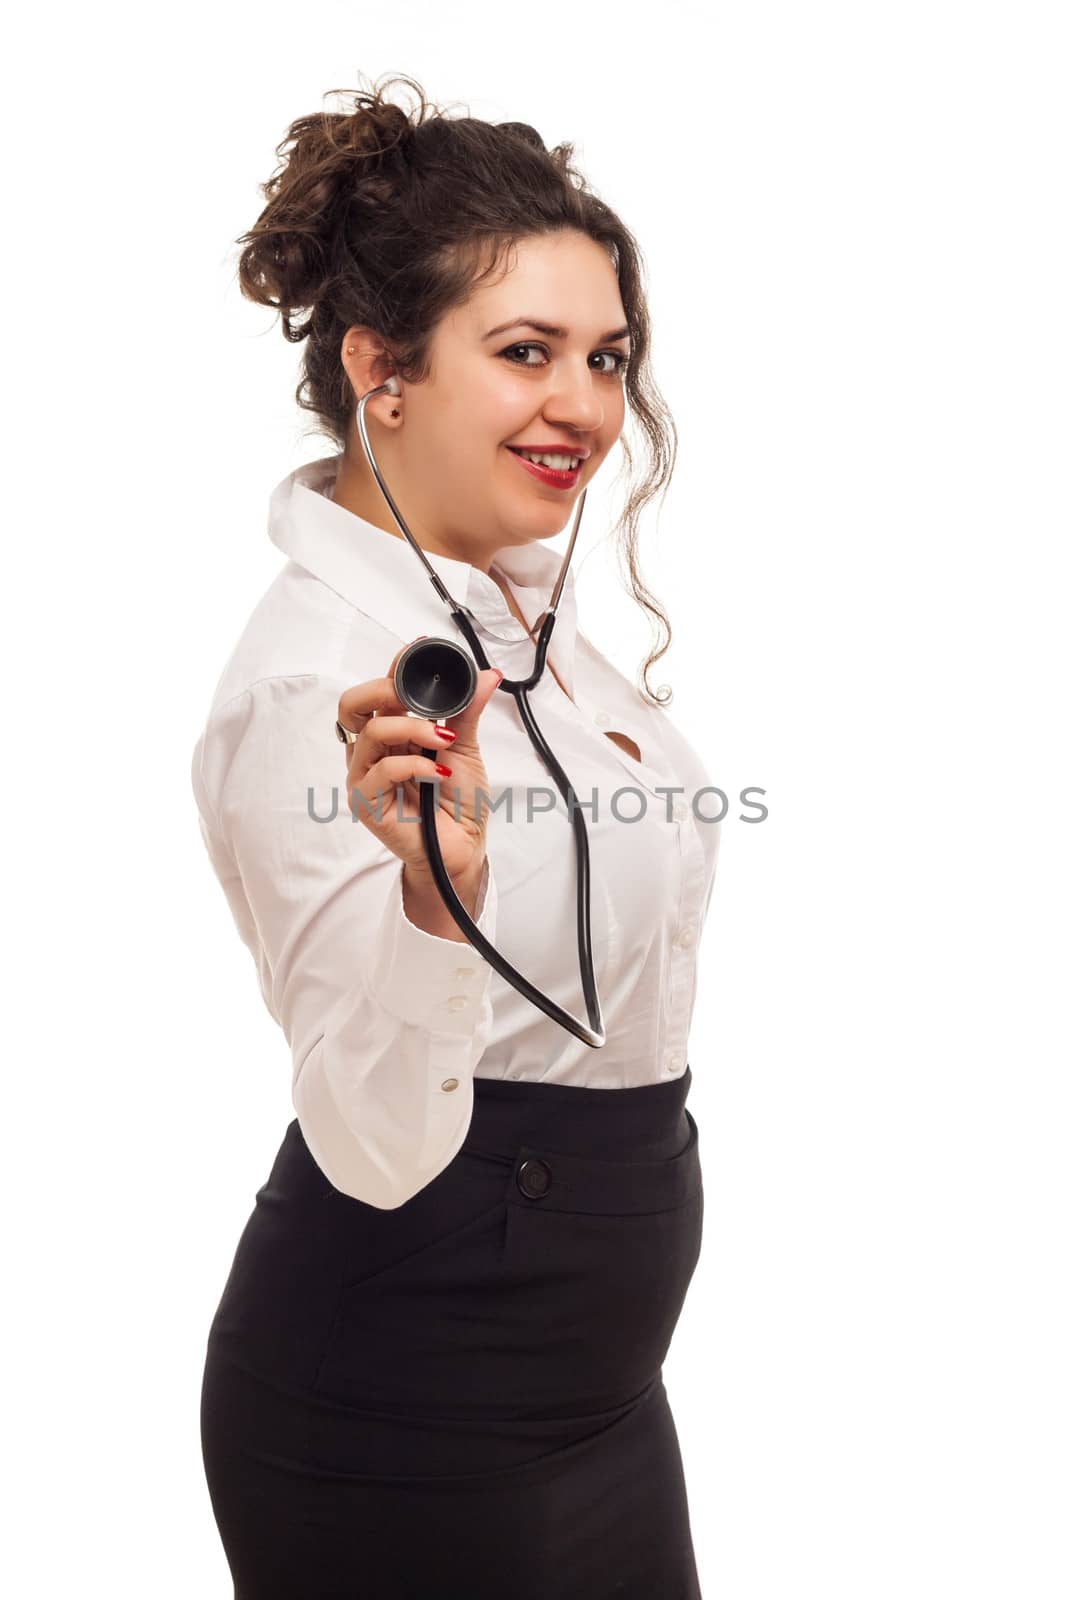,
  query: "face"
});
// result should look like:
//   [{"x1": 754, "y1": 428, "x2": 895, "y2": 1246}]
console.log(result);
[{"x1": 340, "y1": 229, "x2": 630, "y2": 569}]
